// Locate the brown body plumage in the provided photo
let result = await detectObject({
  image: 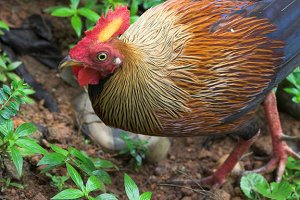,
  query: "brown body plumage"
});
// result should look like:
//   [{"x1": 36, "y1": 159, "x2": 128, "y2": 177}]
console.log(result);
[
  {"x1": 60, "y1": 0, "x2": 300, "y2": 185},
  {"x1": 89, "y1": 0, "x2": 283, "y2": 137}
]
